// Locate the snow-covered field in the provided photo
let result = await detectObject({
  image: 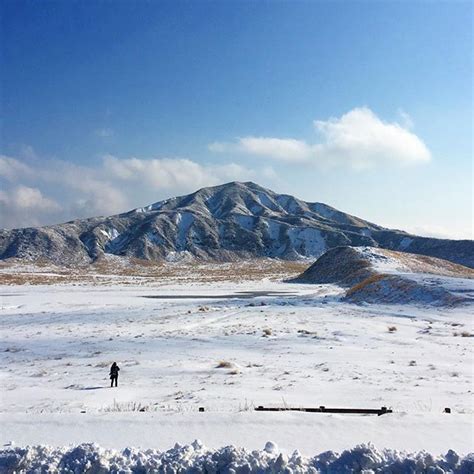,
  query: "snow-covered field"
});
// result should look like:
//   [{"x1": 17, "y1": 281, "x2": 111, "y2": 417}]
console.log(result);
[{"x1": 0, "y1": 263, "x2": 473, "y2": 470}]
